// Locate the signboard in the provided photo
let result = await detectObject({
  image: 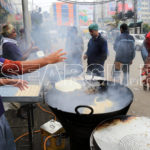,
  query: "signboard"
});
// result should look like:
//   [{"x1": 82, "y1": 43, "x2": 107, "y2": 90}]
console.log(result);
[
  {"x1": 78, "y1": 5, "x2": 93, "y2": 27},
  {"x1": 107, "y1": 2, "x2": 133, "y2": 15},
  {"x1": 53, "y1": 2, "x2": 76, "y2": 26}
]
